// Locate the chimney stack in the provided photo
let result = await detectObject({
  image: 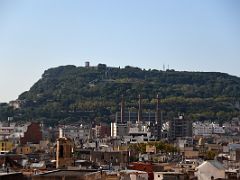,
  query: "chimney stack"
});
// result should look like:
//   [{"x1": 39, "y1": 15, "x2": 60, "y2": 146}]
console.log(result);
[
  {"x1": 156, "y1": 94, "x2": 162, "y2": 139},
  {"x1": 120, "y1": 95, "x2": 125, "y2": 123},
  {"x1": 138, "y1": 94, "x2": 142, "y2": 123}
]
